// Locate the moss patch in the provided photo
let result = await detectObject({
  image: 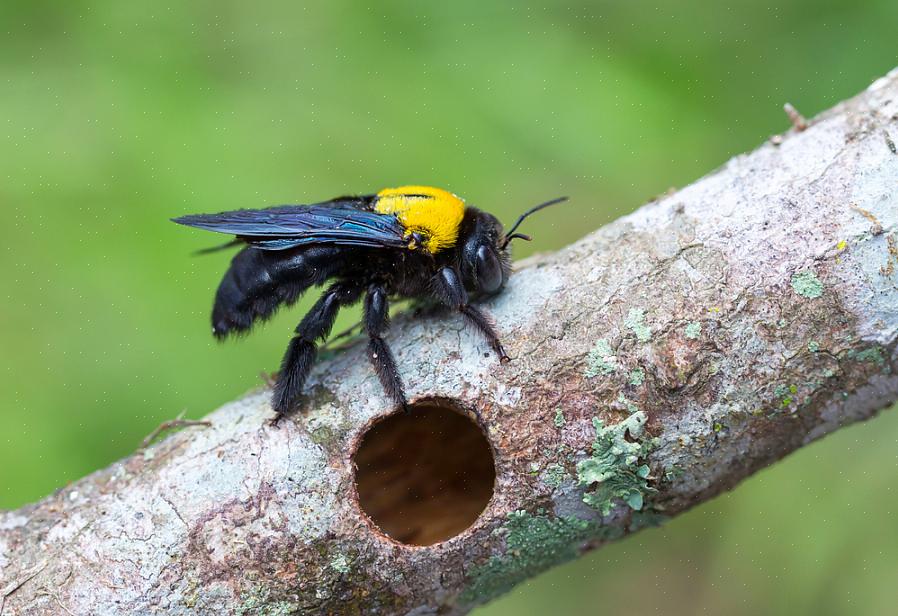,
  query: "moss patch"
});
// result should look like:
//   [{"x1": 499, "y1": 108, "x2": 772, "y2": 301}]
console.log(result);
[
  {"x1": 848, "y1": 345, "x2": 887, "y2": 368},
  {"x1": 577, "y1": 412, "x2": 658, "y2": 515},
  {"x1": 460, "y1": 510, "x2": 599, "y2": 604}
]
